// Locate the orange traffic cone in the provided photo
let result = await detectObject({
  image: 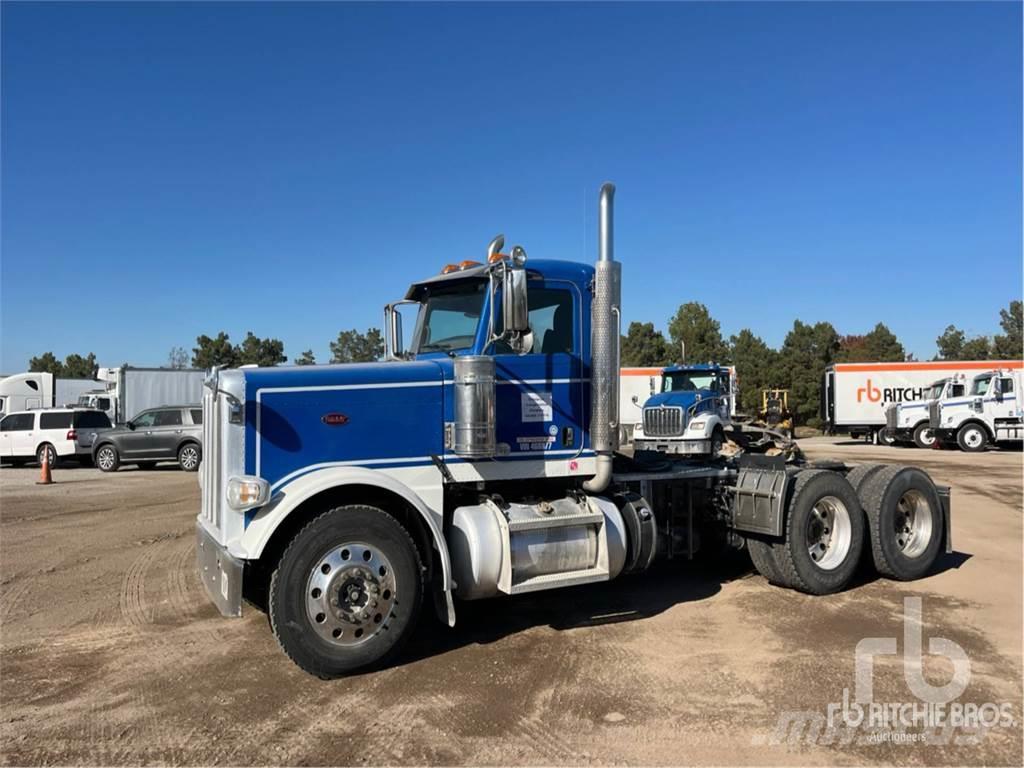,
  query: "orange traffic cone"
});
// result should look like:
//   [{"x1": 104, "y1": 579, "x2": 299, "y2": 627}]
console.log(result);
[{"x1": 36, "y1": 449, "x2": 54, "y2": 485}]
